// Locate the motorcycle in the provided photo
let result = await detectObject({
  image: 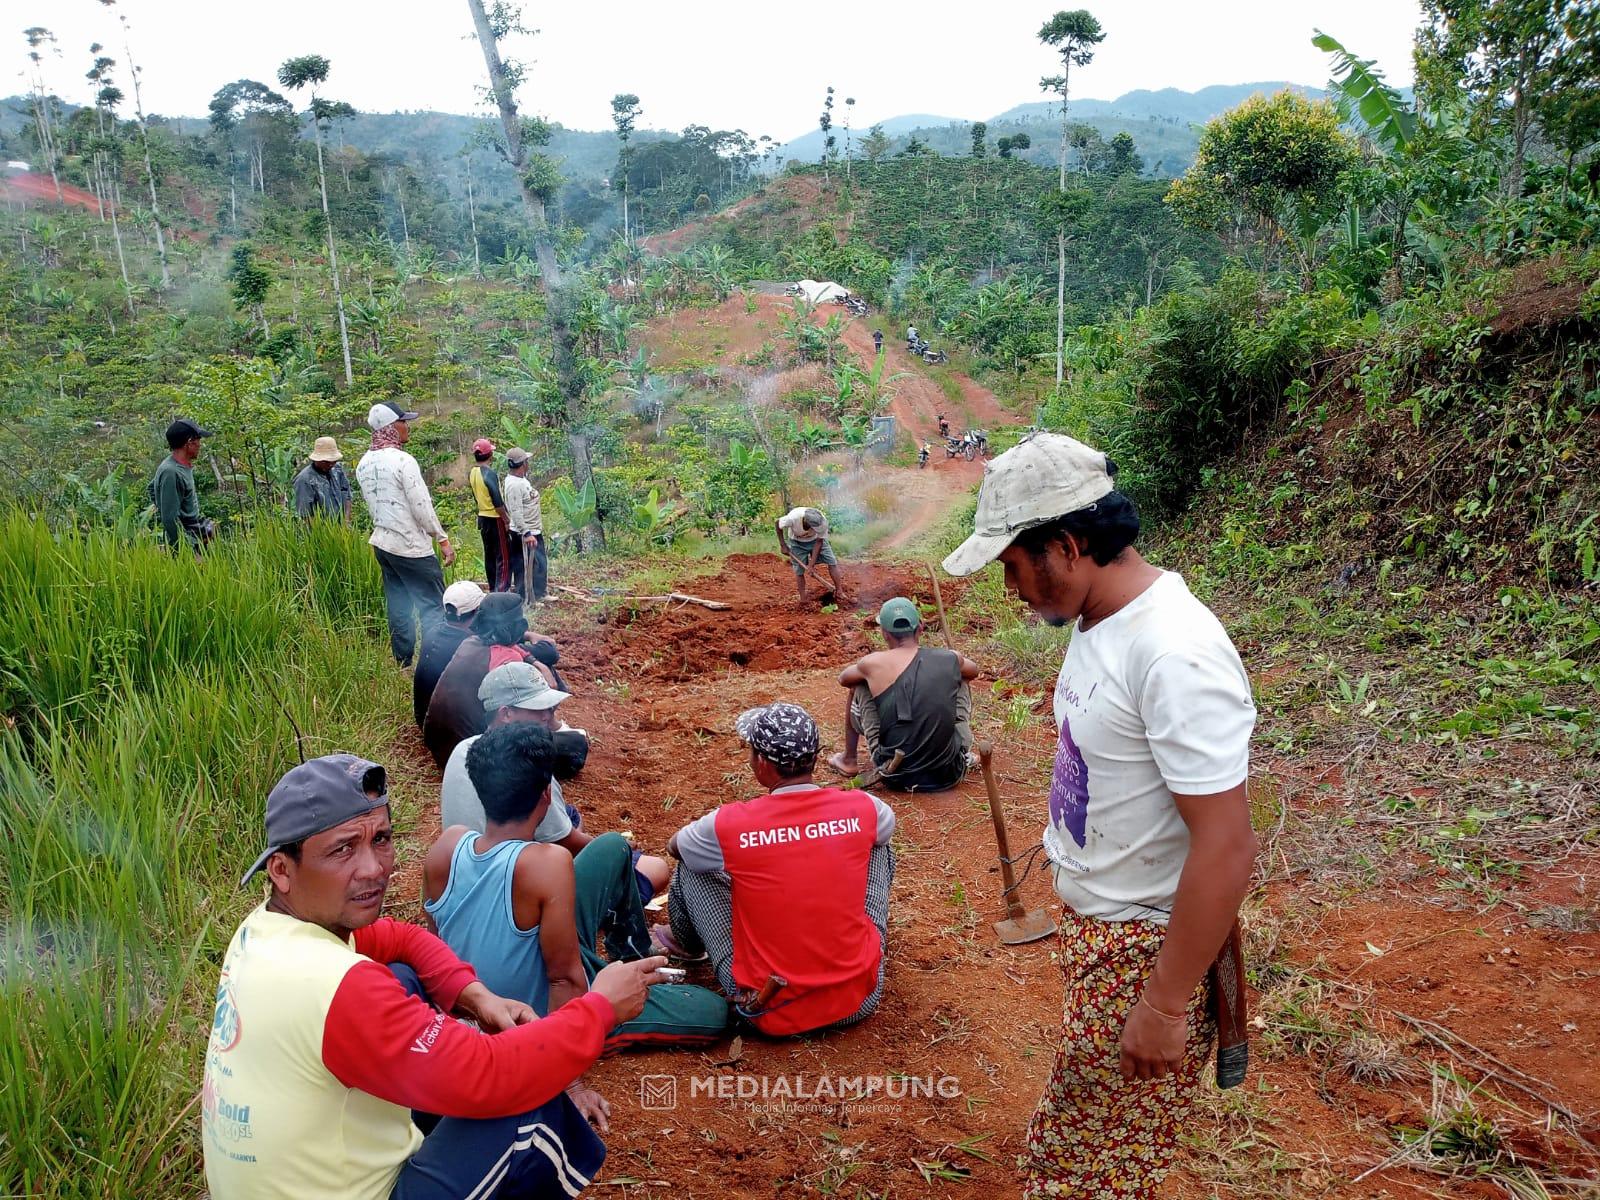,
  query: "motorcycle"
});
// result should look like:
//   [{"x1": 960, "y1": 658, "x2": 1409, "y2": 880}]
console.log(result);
[
  {"x1": 917, "y1": 445, "x2": 930, "y2": 469},
  {"x1": 944, "y1": 436, "x2": 965, "y2": 460},
  {"x1": 922, "y1": 347, "x2": 949, "y2": 365}
]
